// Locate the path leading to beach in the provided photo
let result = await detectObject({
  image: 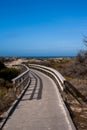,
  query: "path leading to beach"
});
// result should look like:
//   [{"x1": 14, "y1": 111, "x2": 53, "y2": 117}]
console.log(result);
[{"x1": 3, "y1": 69, "x2": 75, "y2": 130}]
